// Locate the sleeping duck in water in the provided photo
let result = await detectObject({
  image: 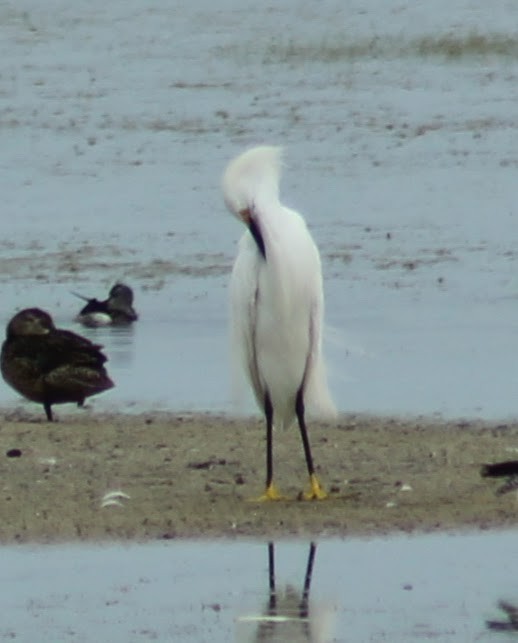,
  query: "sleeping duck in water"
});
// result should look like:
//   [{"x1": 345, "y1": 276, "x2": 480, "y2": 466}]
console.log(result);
[
  {"x1": 75, "y1": 282, "x2": 138, "y2": 327},
  {"x1": 1, "y1": 308, "x2": 114, "y2": 421}
]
